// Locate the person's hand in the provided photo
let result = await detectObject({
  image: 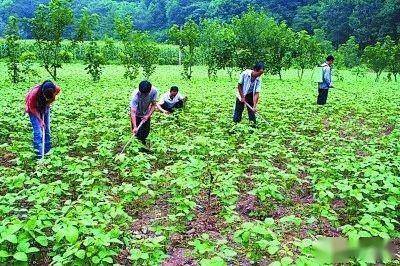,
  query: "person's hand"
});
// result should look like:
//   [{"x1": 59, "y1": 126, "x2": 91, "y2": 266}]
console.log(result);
[
  {"x1": 40, "y1": 119, "x2": 45, "y2": 128},
  {"x1": 132, "y1": 127, "x2": 138, "y2": 134},
  {"x1": 253, "y1": 106, "x2": 258, "y2": 113},
  {"x1": 240, "y1": 96, "x2": 245, "y2": 103},
  {"x1": 163, "y1": 110, "x2": 170, "y2": 115}
]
